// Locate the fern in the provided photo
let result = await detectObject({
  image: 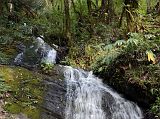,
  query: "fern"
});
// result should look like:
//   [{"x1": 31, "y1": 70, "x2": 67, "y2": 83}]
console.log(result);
[
  {"x1": 91, "y1": 33, "x2": 148, "y2": 72},
  {"x1": 114, "y1": 40, "x2": 126, "y2": 47}
]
